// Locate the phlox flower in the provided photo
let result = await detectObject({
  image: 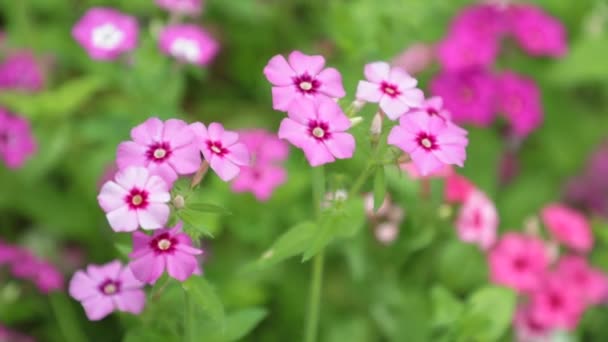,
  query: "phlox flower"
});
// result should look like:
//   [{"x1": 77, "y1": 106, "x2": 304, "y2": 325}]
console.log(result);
[
  {"x1": 529, "y1": 274, "x2": 585, "y2": 331},
  {"x1": 387, "y1": 111, "x2": 468, "y2": 176},
  {"x1": 391, "y1": 42, "x2": 435, "y2": 75},
  {"x1": 69, "y1": 261, "x2": 145, "y2": 321},
  {"x1": 190, "y1": 122, "x2": 250, "y2": 181},
  {"x1": 400, "y1": 162, "x2": 452, "y2": 180},
  {"x1": 278, "y1": 98, "x2": 355, "y2": 167},
  {"x1": 9, "y1": 250, "x2": 63, "y2": 293},
  {"x1": 0, "y1": 109, "x2": 37, "y2": 169},
  {"x1": 455, "y1": 191, "x2": 498, "y2": 250},
  {"x1": 263, "y1": 50, "x2": 346, "y2": 111},
  {"x1": 98, "y1": 167, "x2": 171, "y2": 232},
  {"x1": 156, "y1": 0, "x2": 202, "y2": 16},
  {"x1": 444, "y1": 172, "x2": 475, "y2": 204},
  {"x1": 437, "y1": 31, "x2": 499, "y2": 72},
  {"x1": 540, "y1": 203, "x2": 592, "y2": 253},
  {"x1": 514, "y1": 304, "x2": 552, "y2": 342},
  {"x1": 409, "y1": 96, "x2": 452, "y2": 121},
  {"x1": 159, "y1": 24, "x2": 218, "y2": 66},
  {"x1": 496, "y1": 72, "x2": 542, "y2": 137},
  {"x1": 0, "y1": 52, "x2": 45, "y2": 92},
  {"x1": 374, "y1": 222, "x2": 400, "y2": 245},
  {"x1": 356, "y1": 61, "x2": 424, "y2": 120},
  {"x1": 116, "y1": 118, "x2": 201, "y2": 185},
  {"x1": 555, "y1": 255, "x2": 608, "y2": 305},
  {"x1": 72, "y1": 7, "x2": 139, "y2": 60},
  {"x1": 507, "y1": 5, "x2": 567, "y2": 57},
  {"x1": 0, "y1": 240, "x2": 17, "y2": 265},
  {"x1": 449, "y1": 4, "x2": 508, "y2": 39}
]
